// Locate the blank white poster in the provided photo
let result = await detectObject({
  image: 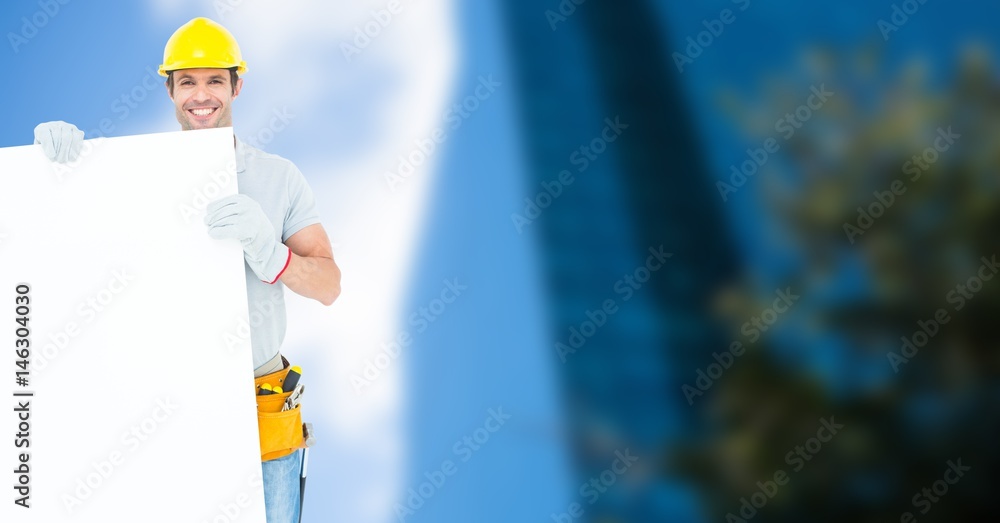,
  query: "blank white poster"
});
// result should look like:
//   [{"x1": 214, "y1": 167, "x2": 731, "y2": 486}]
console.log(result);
[{"x1": 0, "y1": 127, "x2": 266, "y2": 522}]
